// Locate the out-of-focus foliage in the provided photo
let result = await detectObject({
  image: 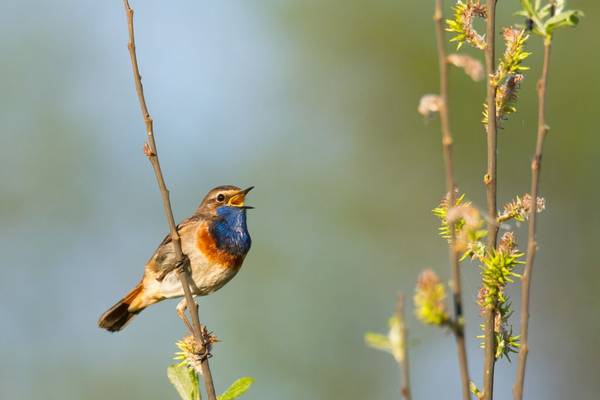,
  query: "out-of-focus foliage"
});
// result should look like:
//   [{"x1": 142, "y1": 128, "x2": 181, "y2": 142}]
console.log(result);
[
  {"x1": 414, "y1": 270, "x2": 450, "y2": 326},
  {"x1": 365, "y1": 316, "x2": 406, "y2": 363},
  {"x1": 518, "y1": 0, "x2": 583, "y2": 39},
  {"x1": 447, "y1": 1, "x2": 488, "y2": 49},
  {"x1": 484, "y1": 28, "x2": 531, "y2": 126}
]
